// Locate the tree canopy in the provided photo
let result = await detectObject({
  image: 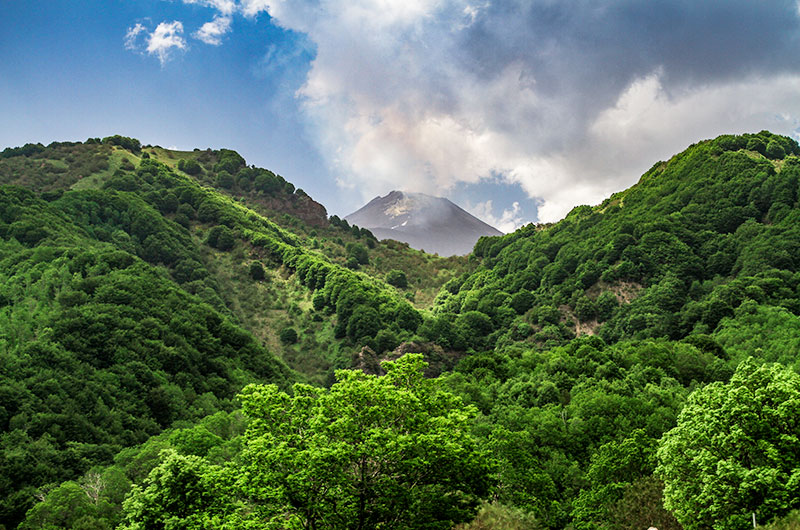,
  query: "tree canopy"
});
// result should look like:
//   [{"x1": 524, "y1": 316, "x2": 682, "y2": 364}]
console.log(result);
[
  {"x1": 234, "y1": 354, "x2": 493, "y2": 529},
  {"x1": 657, "y1": 358, "x2": 800, "y2": 530}
]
